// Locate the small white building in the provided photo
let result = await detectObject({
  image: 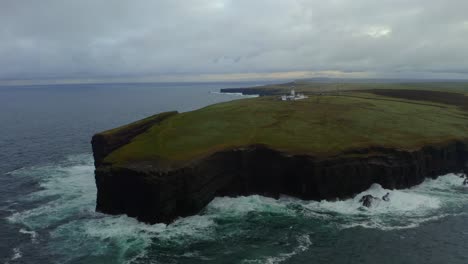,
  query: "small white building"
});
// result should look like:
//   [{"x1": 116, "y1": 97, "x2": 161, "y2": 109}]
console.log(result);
[{"x1": 281, "y1": 88, "x2": 308, "y2": 101}]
